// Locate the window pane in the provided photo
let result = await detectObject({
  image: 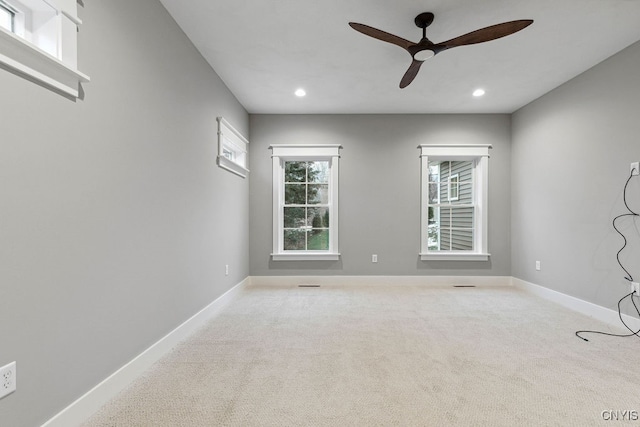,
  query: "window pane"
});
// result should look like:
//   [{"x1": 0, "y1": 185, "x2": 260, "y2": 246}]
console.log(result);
[
  {"x1": 222, "y1": 148, "x2": 234, "y2": 160},
  {"x1": 308, "y1": 161, "x2": 329, "y2": 183},
  {"x1": 307, "y1": 184, "x2": 328, "y2": 204},
  {"x1": 440, "y1": 207, "x2": 451, "y2": 228},
  {"x1": 284, "y1": 229, "x2": 306, "y2": 250},
  {"x1": 285, "y1": 161, "x2": 307, "y2": 182},
  {"x1": 284, "y1": 207, "x2": 306, "y2": 228},
  {"x1": 430, "y1": 207, "x2": 474, "y2": 251},
  {"x1": 308, "y1": 207, "x2": 329, "y2": 228},
  {"x1": 449, "y1": 175, "x2": 459, "y2": 200},
  {"x1": 428, "y1": 206, "x2": 437, "y2": 225},
  {"x1": 427, "y1": 226, "x2": 440, "y2": 250},
  {"x1": 0, "y1": 5, "x2": 12, "y2": 32},
  {"x1": 451, "y1": 183, "x2": 473, "y2": 205},
  {"x1": 451, "y1": 207, "x2": 474, "y2": 229},
  {"x1": 439, "y1": 182, "x2": 450, "y2": 202},
  {"x1": 308, "y1": 229, "x2": 329, "y2": 250},
  {"x1": 439, "y1": 229, "x2": 451, "y2": 251},
  {"x1": 428, "y1": 183, "x2": 439, "y2": 204},
  {"x1": 428, "y1": 161, "x2": 441, "y2": 182},
  {"x1": 451, "y1": 228, "x2": 474, "y2": 251},
  {"x1": 285, "y1": 184, "x2": 306, "y2": 205}
]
